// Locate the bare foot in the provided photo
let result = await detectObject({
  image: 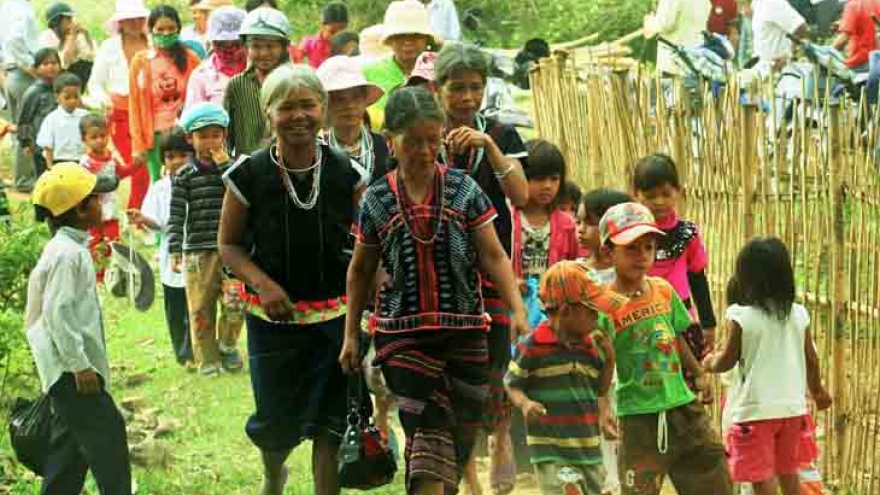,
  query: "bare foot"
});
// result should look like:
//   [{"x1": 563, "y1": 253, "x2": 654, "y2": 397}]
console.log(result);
[{"x1": 259, "y1": 465, "x2": 288, "y2": 495}]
